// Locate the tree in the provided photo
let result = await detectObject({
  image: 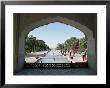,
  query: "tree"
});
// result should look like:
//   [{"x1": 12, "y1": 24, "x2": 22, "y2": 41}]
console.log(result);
[
  {"x1": 56, "y1": 43, "x2": 64, "y2": 50},
  {"x1": 25, "y1": 35, "x2": 50, "y2": 54},
  {"x1": 63, "y1": 37, "x2": 79, "y2": 50},
  {"x1": 78, "y1": 37, "x2": 87, "y2": 52},
  {"x1": 56, "y1": 37, "x2": 87, "y2": 53}
]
